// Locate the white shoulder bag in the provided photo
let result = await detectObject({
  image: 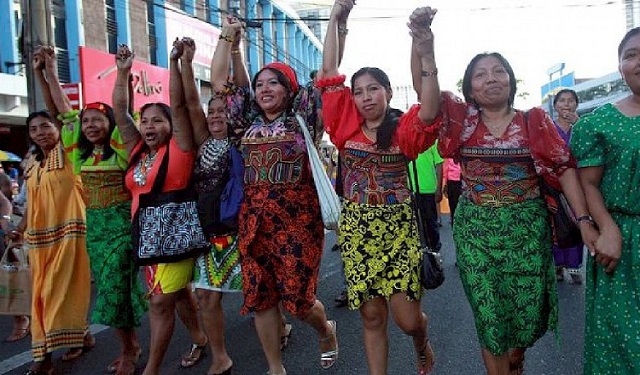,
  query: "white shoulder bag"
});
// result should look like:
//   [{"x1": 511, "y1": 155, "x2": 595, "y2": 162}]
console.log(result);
[{"x1": 295, "y1": 114, "x2": 341, "y2": 230}]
